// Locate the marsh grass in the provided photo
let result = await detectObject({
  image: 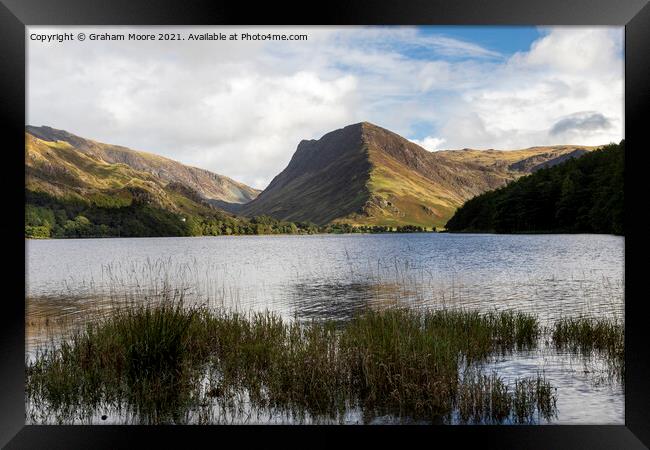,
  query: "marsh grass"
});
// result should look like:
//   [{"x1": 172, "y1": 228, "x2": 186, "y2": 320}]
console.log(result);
[
  {"x1": 551, "y1": 317, "x2": 624, "y2": 381},
  {"x1": 26, "y1": 293, "x2": 206, "y2": 423},
  {"x1": 456, "y1": 369, "x2": 556, "y2": 424},
  {"x1": 26, "y1": 293, "x2": 559, "y2": 424}
]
